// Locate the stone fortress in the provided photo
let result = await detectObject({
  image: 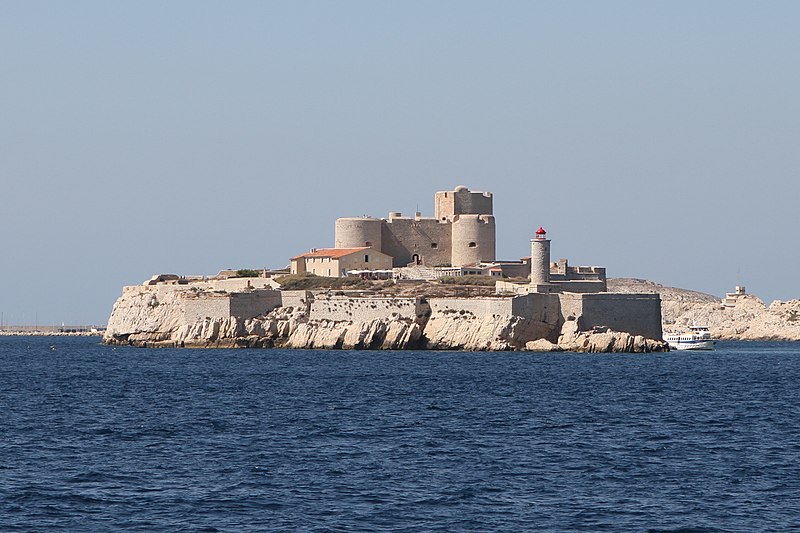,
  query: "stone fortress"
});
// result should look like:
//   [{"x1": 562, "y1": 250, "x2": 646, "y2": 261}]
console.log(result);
[
  {"x1": 335, "y1": 186, "x2": 496, "y2": 268},
  {"x1": 104, "y1": 185, "x2": 666, "y2": 352},
  {"x1": 295, "y1": 186, "x2": 608, "y2": 291}
]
